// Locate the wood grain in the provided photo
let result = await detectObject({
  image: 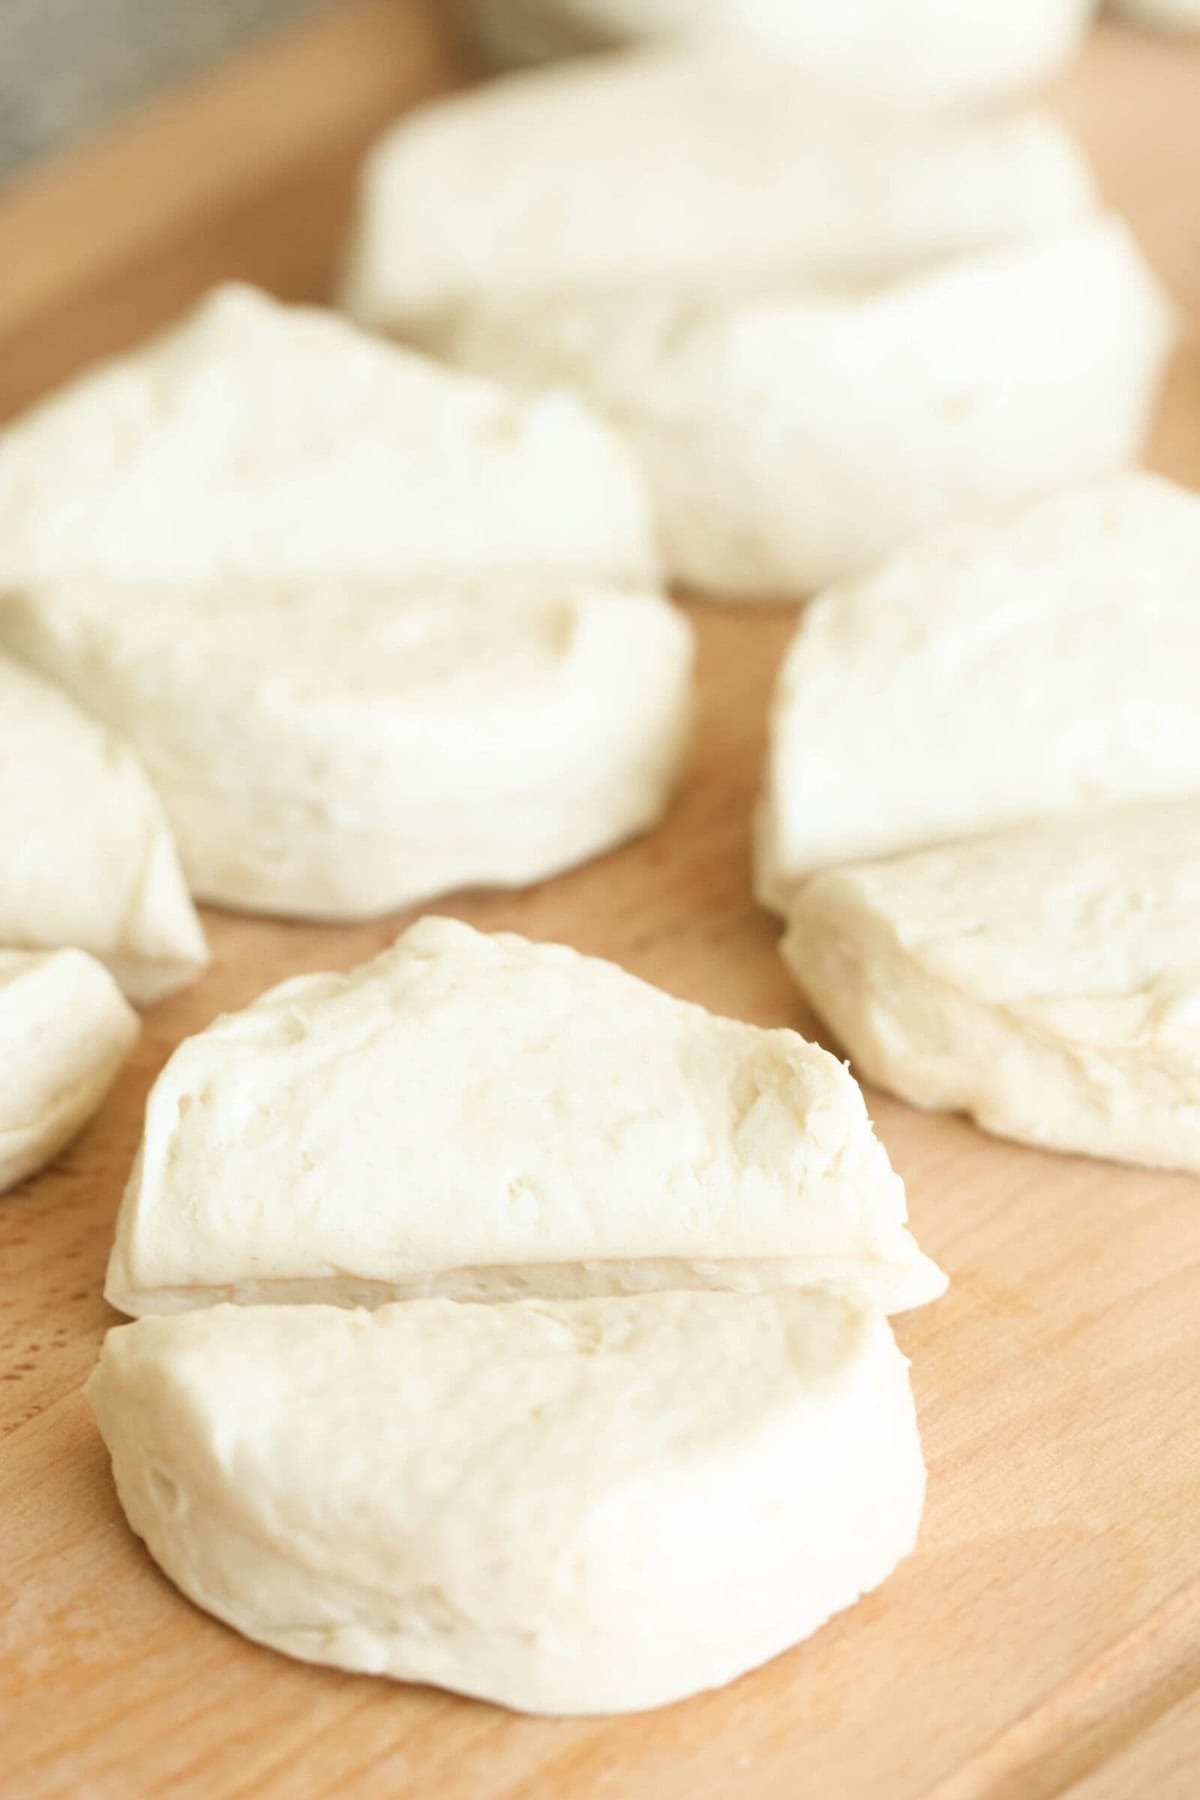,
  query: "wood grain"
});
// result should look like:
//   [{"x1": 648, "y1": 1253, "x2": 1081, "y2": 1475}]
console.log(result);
[{"x1": 2, "y1": 6, "x2": 1200, "y2": 1796}]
